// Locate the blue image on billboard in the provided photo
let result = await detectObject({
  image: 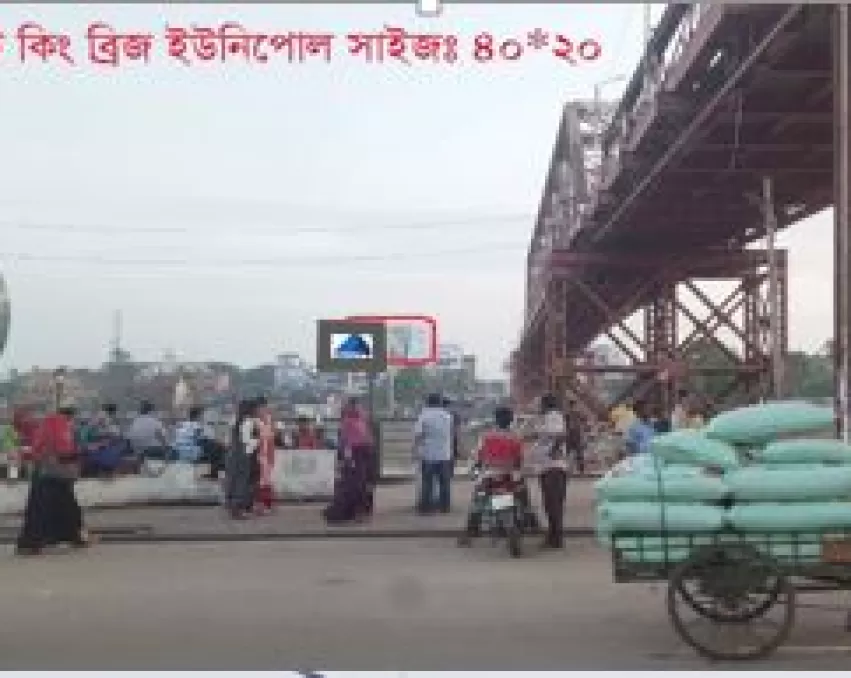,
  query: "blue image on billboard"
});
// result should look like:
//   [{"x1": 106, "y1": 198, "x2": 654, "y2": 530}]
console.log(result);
[{"x1": 331, "y1": 333, "x2": 374, "y2": 360}]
